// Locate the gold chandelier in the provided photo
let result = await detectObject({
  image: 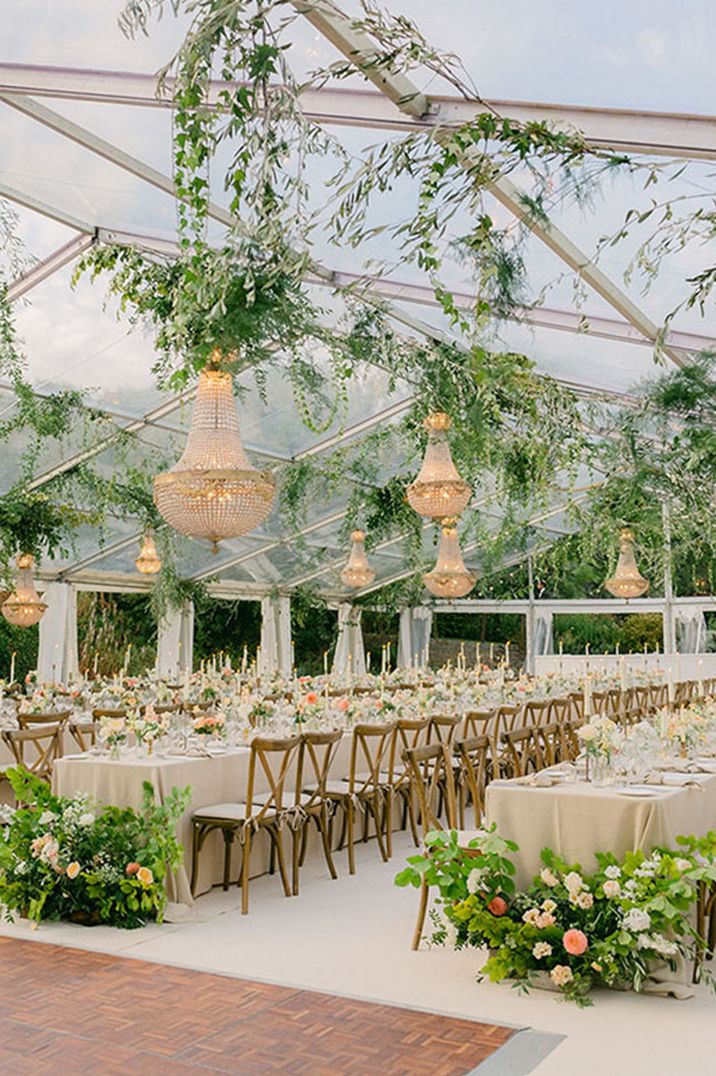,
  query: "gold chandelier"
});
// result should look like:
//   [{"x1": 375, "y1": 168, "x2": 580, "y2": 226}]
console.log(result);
[
  {"x1": 154, "y1": 363, "x2": 275, "y2": 553},
  {"x1": 2, "y1": 554, "x2": 48, "y2": 628},
  {"x1": 604, "y1": 528, "x2": 649, "y2": 599},
  {"x1": 135, "y1": 530, "x2": 162, "y2": 575},
  {"x1": 340, "y1": 530, "x2": 375, "y2": 589},
  {"x1": 423, "y1": 519, "x2": 476, "y2": 598},
  {"x1": 407, "y1": 413, "x2": 471, "y2": 520}
]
